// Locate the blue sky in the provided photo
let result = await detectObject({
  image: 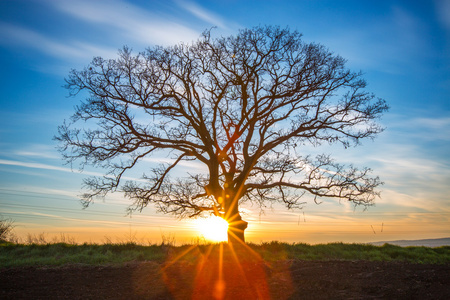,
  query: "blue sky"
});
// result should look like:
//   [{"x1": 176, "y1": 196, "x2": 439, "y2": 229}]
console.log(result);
[{"x1": 0, "y1": 0, "x2": 449, "y2": 244}]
